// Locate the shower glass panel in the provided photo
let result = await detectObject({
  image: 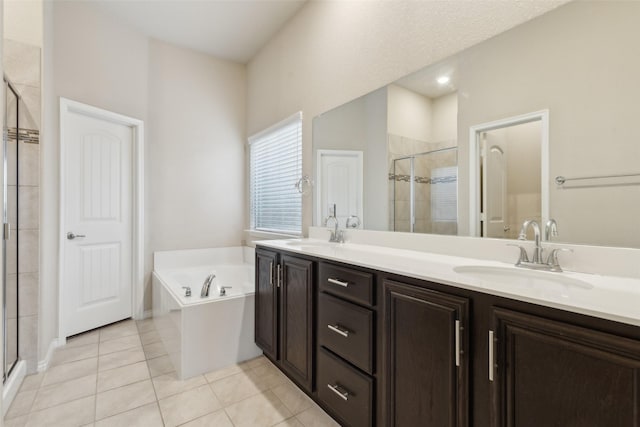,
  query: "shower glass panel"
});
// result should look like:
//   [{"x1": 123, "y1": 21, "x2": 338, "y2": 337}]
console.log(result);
[
  {"x1": 392, "y1": 147, "x2": 458, "y2": 235},
  {"x1": 393, "y1": 157, "x2": 412, "y2": 232},
  {"x1": 4, "y1": 80, "x2": 19, "y2": 381}
]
